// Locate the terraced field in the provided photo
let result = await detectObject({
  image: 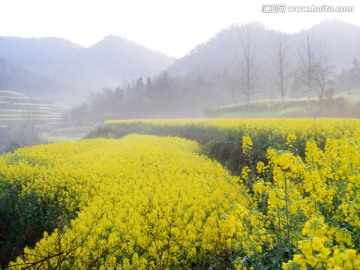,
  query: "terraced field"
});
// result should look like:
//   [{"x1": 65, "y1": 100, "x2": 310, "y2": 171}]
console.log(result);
[{"x1": 0, "y1": 90, "x2": 66, "y2": 128}]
